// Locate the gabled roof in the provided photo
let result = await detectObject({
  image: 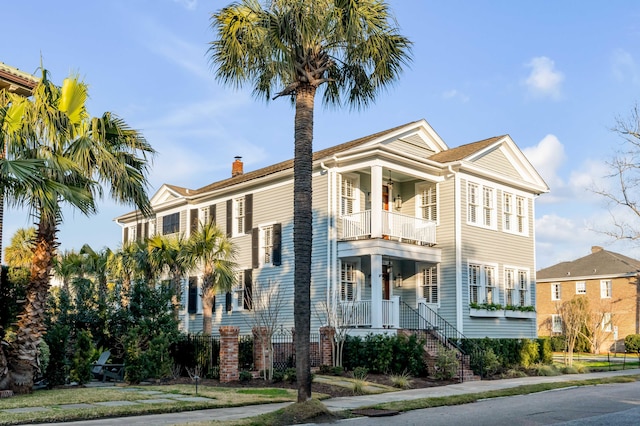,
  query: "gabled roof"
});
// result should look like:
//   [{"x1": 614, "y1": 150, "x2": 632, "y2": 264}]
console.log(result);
[
  {"x1": 429, "y1": 136, "x2": 505, "y2": 163},
  {"x1": 537, "y1": 247, "x2": 640, "y2": 281}
]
